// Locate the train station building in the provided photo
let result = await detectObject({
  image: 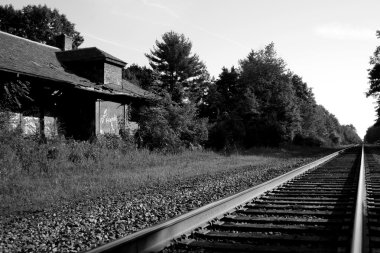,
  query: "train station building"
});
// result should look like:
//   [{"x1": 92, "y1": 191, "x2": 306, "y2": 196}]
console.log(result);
[{"x1": 0, "y1": 31, "x2": 156, "y2": 140}]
